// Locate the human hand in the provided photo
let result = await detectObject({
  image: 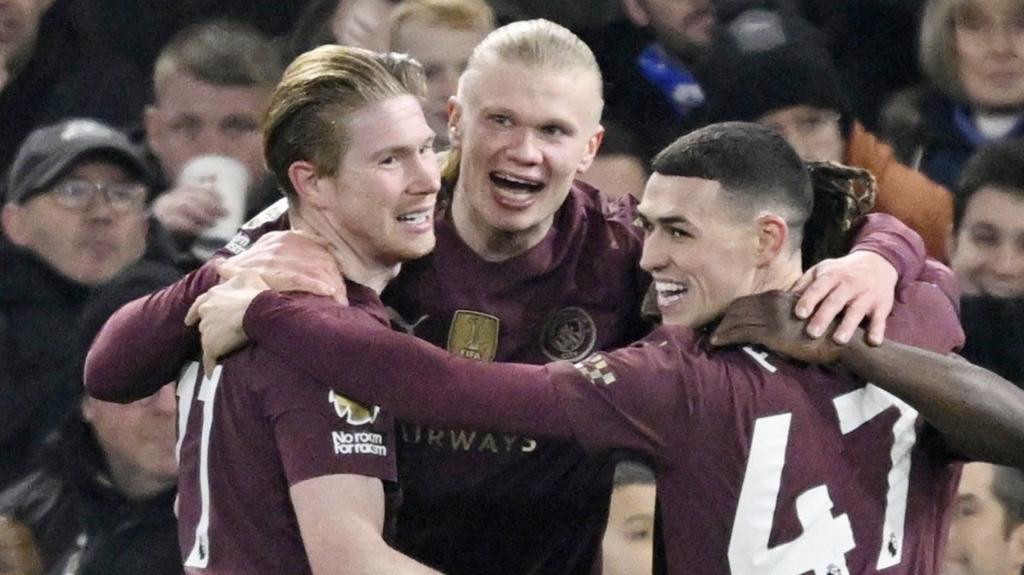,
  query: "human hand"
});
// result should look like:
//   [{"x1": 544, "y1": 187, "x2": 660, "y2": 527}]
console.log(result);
[
  {"x1": 710, "y1": 291, "x2": 846, "y2": 365},
  {"x1": 185, "y1": 269, "x2": 270, "y2": 375},
  {"x1": 223, "y1": 230, "x2": 347, "y2": 304},
  {"x1": 0, "y1": 516, "x2": 42, "y2": 575},
  {"x1": 794, "y1": 250, "x2": 896, "y2": 345},
  {"x1": 151, "y1": 184, "x2": 226, "y2": 238}
]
